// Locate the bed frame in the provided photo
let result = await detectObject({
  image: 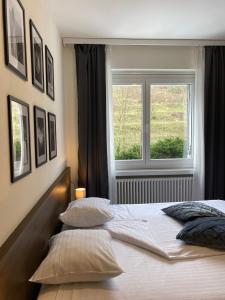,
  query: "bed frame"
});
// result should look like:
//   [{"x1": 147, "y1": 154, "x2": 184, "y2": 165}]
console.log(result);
[{"x1": 0, "y1": 167, "x2": 71, "y2": 300}]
